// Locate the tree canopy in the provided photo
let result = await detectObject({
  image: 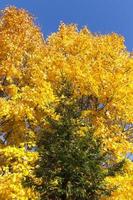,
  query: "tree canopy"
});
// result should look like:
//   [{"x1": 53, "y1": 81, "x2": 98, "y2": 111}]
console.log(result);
[{"x1": 0, "y1": 7, "x2": 132, "y2": 200}]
